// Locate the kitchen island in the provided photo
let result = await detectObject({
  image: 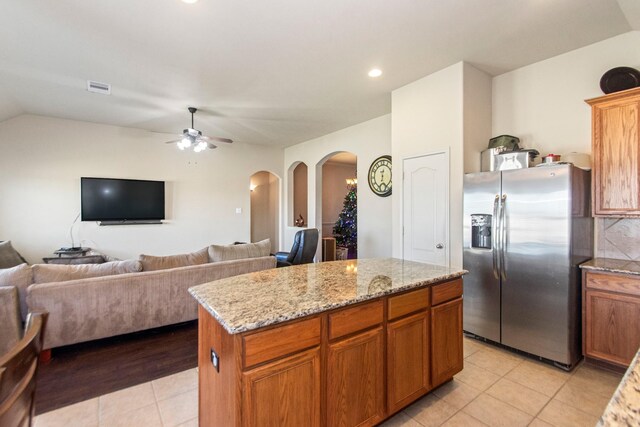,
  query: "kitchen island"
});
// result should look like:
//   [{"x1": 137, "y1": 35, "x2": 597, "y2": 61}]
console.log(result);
[
  {"x1": 598, "y1": 346, "x2": 640, "y2": 426},
  {"x1": 189, "y1": 258, "x2": 466, "y2": 427}
]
